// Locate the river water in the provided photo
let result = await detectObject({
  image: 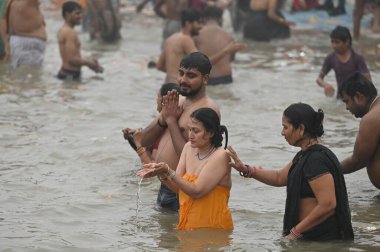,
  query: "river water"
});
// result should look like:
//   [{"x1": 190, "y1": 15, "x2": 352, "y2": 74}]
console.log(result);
[{"x1": 1, "y1": 2, "x2": 380, "y2": 251}]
